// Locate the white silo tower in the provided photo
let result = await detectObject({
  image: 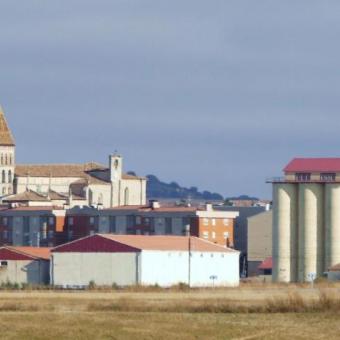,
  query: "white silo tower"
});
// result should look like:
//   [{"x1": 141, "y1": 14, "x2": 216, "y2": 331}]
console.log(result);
[
  {"x1": 325, "y1": 184, "x2": 340, "y2": 270},
  {"x1": 272, "y1": 183, "x2": 298, "y2": 282},
  {"x1": 297, "y1": 183, "x2": 324, "y2": 282}
]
